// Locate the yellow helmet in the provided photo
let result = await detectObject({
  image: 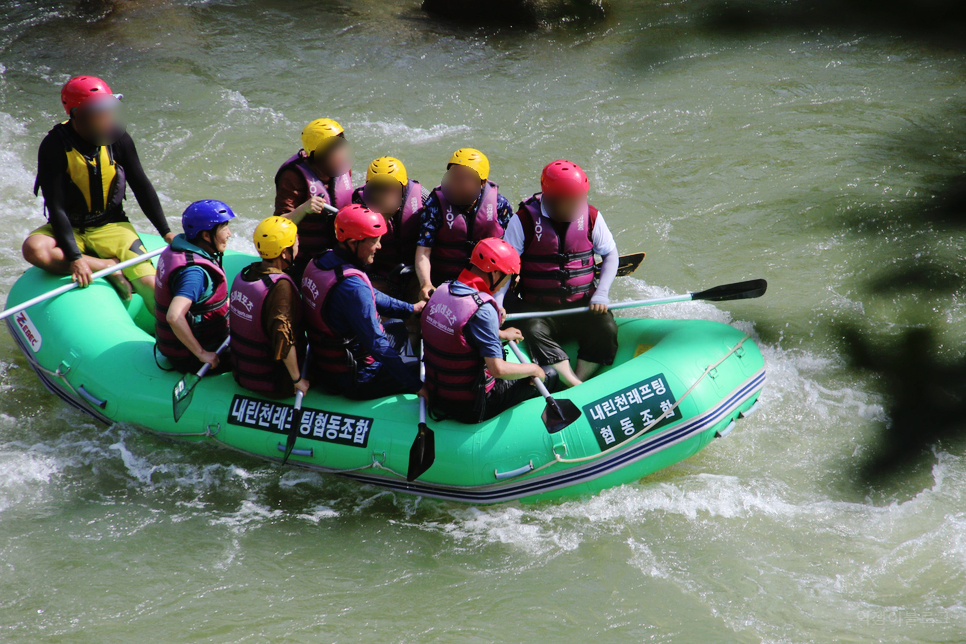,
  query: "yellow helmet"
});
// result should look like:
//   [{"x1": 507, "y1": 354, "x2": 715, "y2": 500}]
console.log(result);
[
  {"x1": 447, "y1": 147, "x2": 489, "y2": 181},
  {"x1": 301, "y1": 118, "x2": 345, "y2": 157},
  {"x1": 254, "y1": 216, "x2": 297, "y2": 259},
  {"x1": 366, "y1": 156, "x2": 408, "y2": 187}
]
